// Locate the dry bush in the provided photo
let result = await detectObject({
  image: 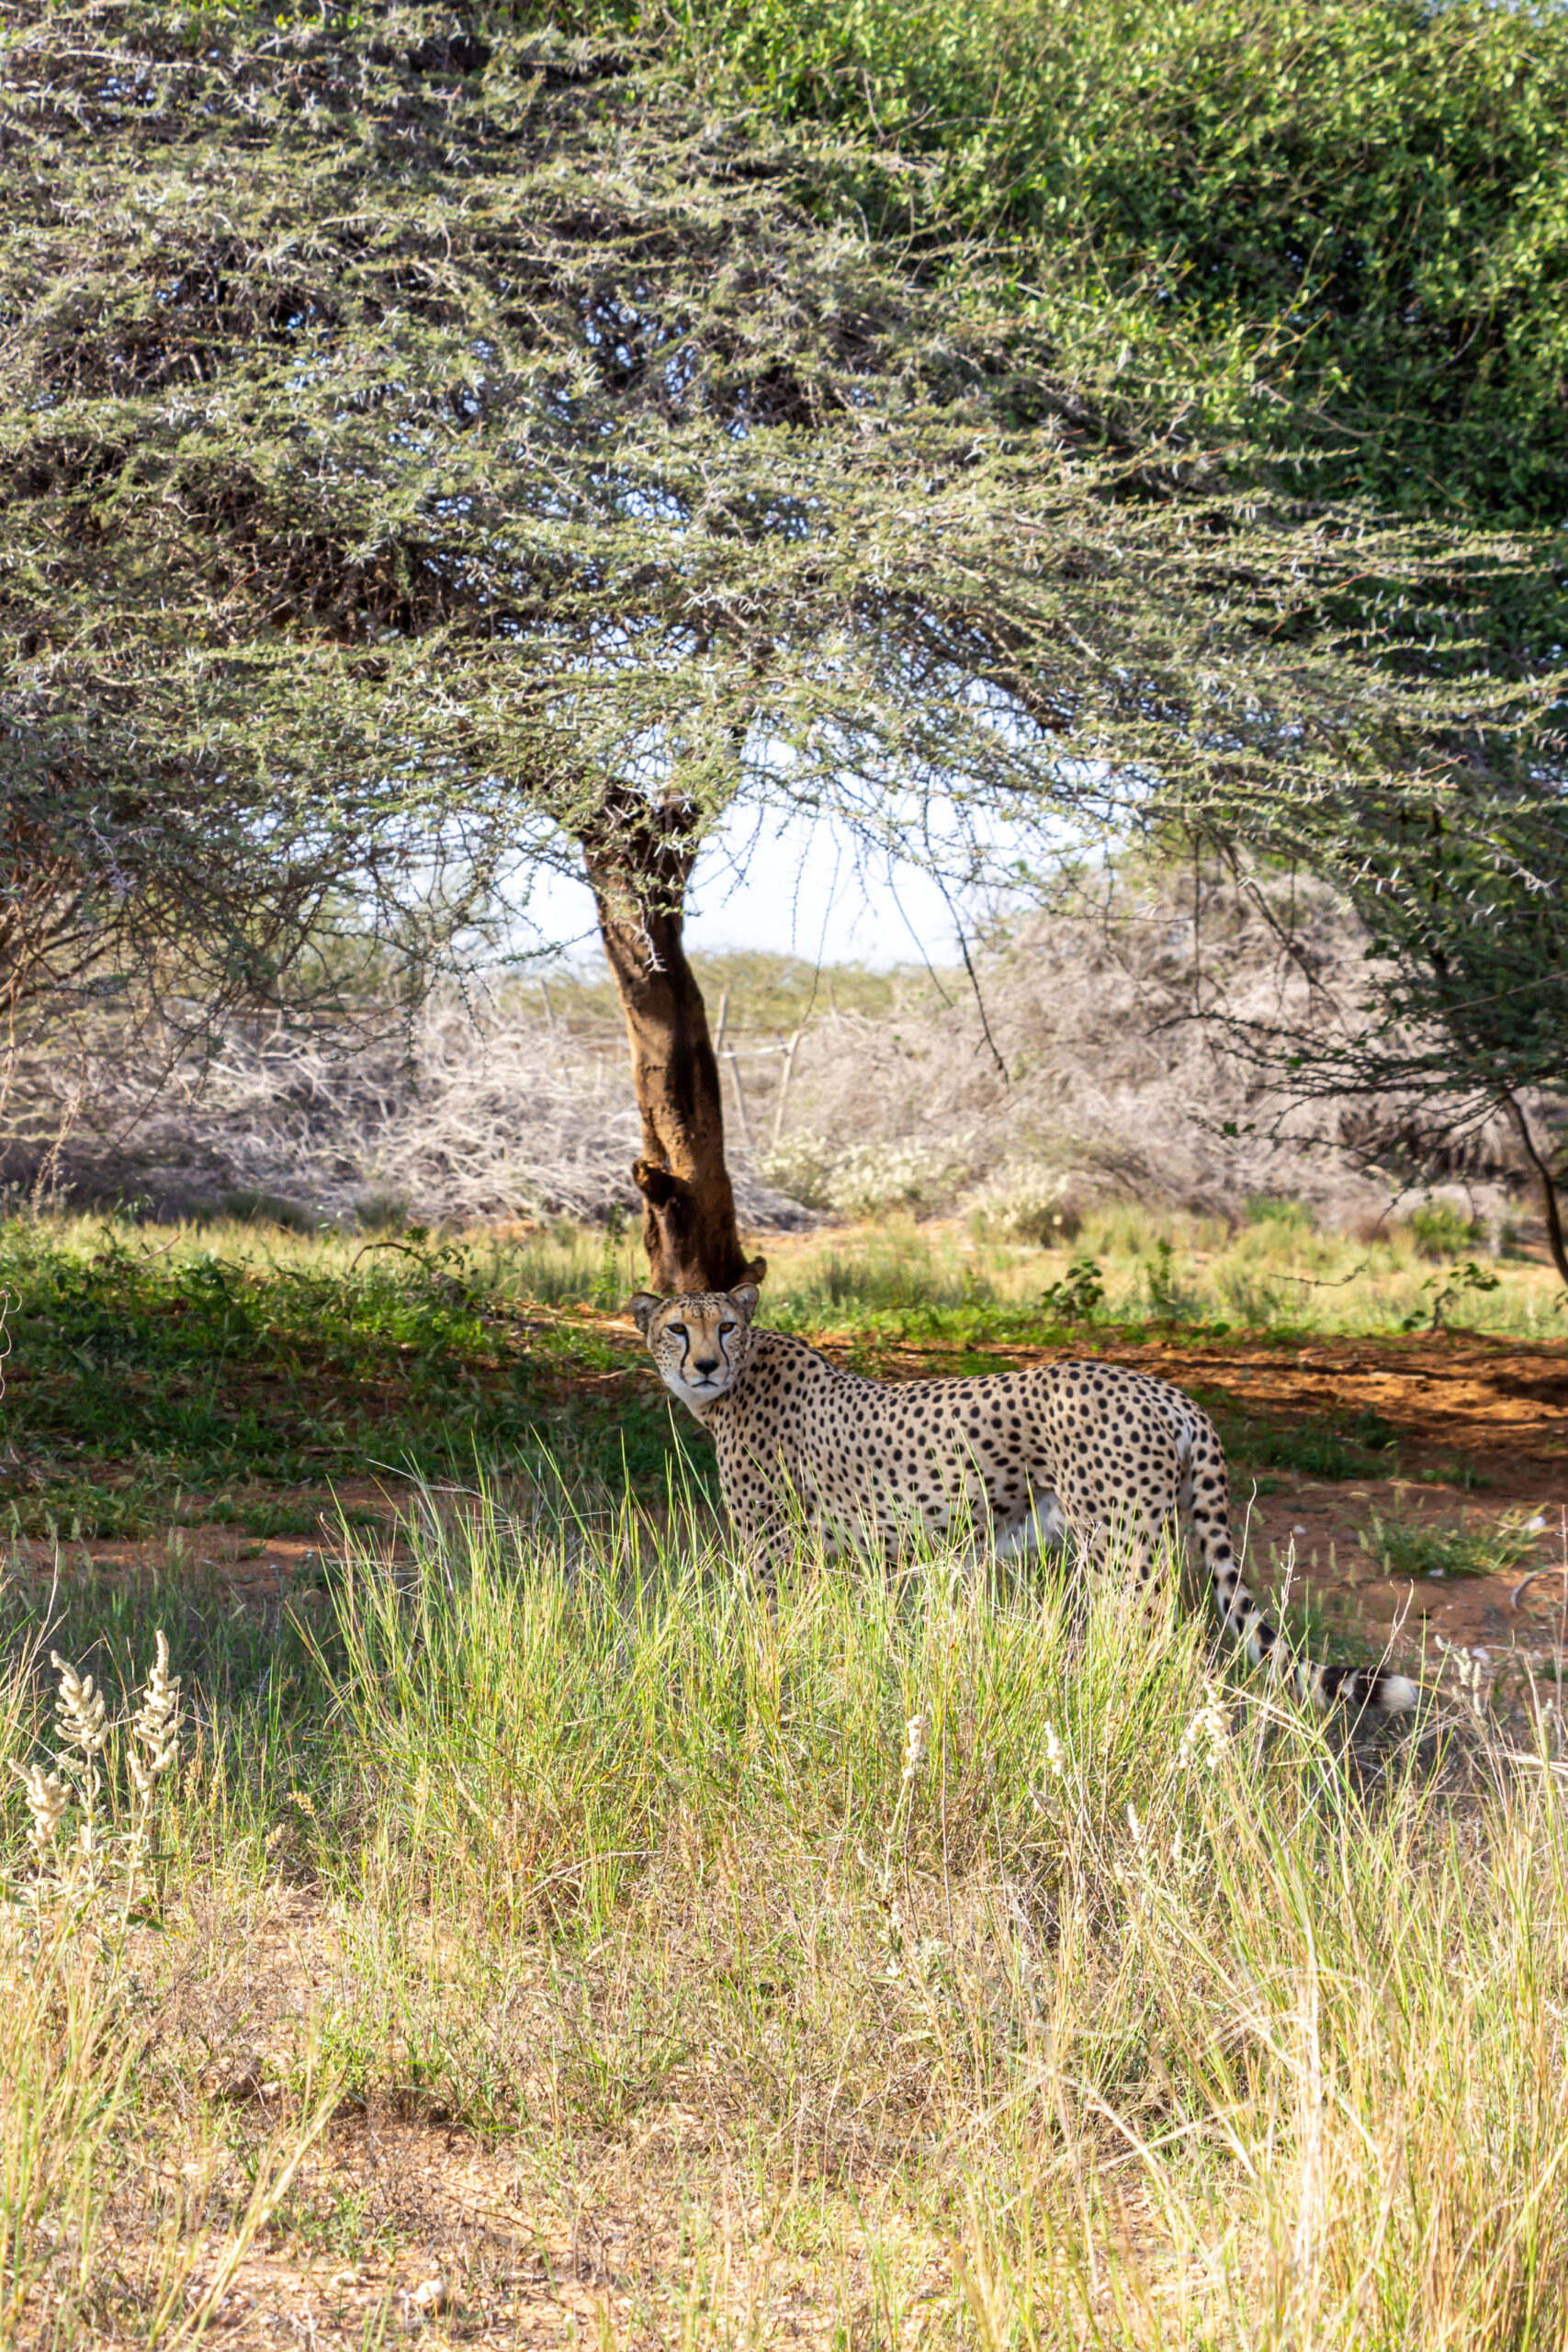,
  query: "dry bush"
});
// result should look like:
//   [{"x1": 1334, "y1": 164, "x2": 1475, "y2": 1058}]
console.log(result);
[
  {"x1": 766, "y1": 873, "x2": 1551, "y2": 1231},
  {"x1": 0, "y1": 872, "x2": 1554, "y2": 1237},
  {"x1": 0, "y1": 993, "x2": 807, "y2": 1231}
]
